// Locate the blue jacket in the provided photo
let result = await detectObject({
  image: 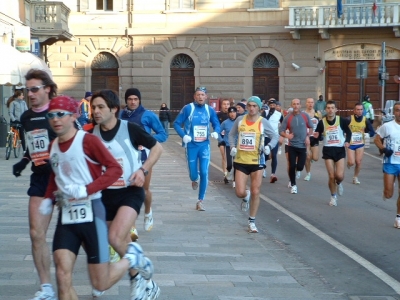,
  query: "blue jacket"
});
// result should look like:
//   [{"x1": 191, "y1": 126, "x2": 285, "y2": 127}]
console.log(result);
[
  {"x1": 120, "y1": 106, "x2": 167, "y2": 143},
  {"x1": 219, "y1": 118, "x2": 236, "y2": 146},
  {"x1": 173, "y1": 102, "x2": 220, "y2": 146}
]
